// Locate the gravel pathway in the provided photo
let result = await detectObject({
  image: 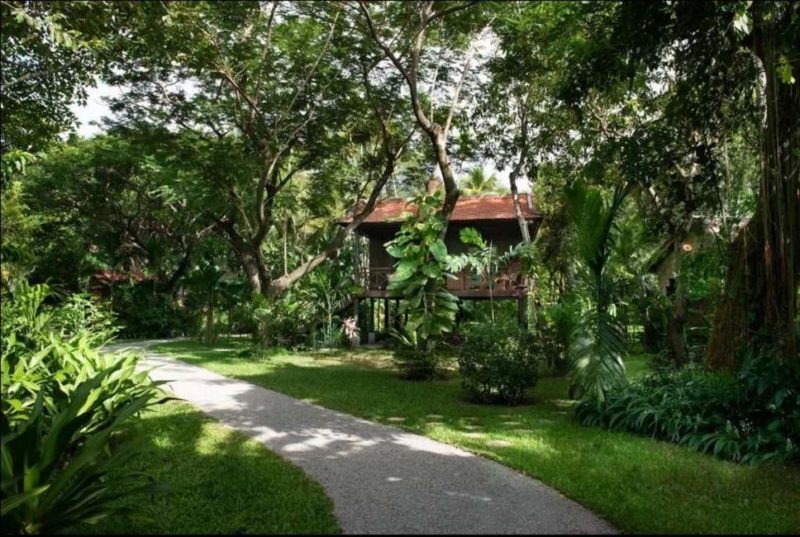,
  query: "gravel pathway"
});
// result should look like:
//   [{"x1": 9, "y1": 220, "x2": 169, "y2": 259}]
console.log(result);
[{"x1": 118, "y1": 341, "x2": 616, "y2": 535}]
